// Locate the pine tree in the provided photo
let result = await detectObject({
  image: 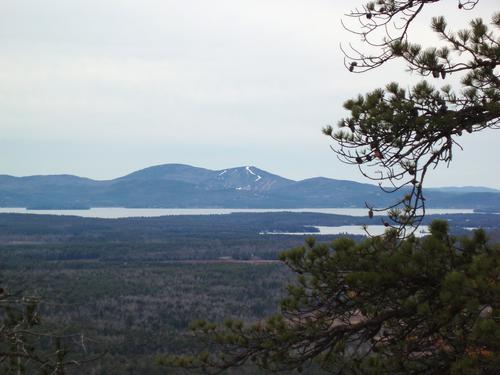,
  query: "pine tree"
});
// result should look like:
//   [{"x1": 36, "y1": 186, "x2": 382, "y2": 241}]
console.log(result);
[
  {"x1": 325, "y1": 0, "x2": 499, "y2": 232},
  {"x1": 160, "y1": 223, "x2": 499, "y2": 374}
]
